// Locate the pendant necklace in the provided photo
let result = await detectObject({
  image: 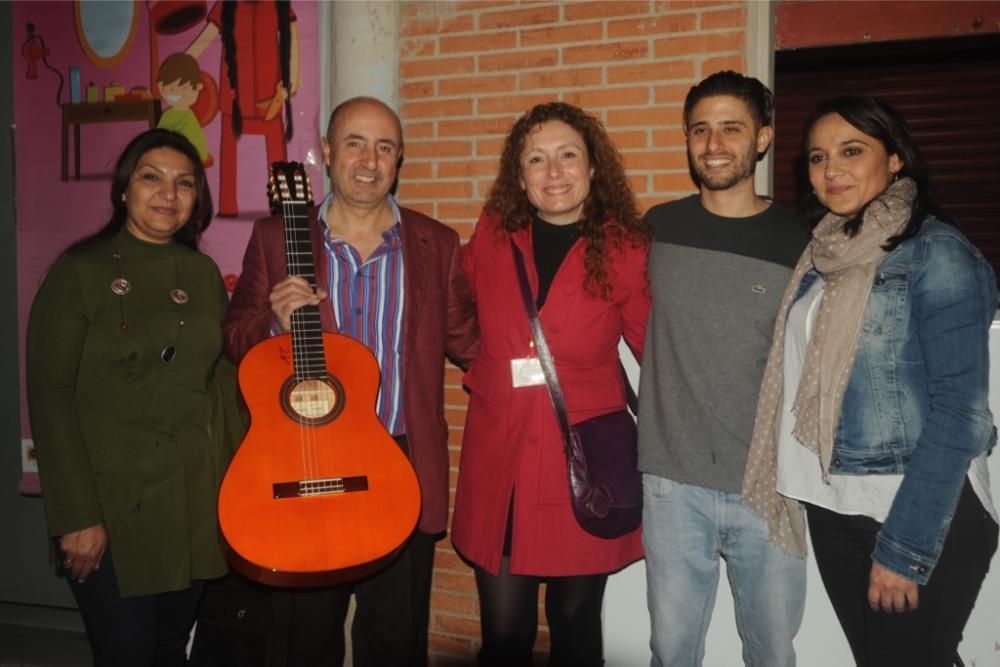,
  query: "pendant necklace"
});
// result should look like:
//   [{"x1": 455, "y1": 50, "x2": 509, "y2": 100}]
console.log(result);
[{"x1": 111, "y1": 245, "x2": 188, "y2": 363}]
